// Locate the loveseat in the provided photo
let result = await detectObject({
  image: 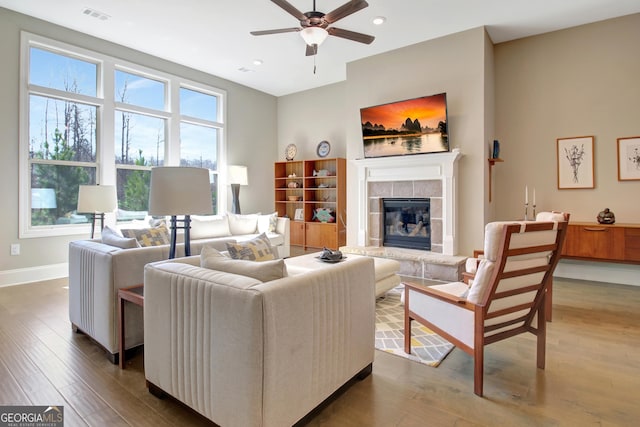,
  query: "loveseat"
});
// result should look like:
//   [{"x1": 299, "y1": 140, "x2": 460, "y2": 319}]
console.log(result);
[
  {"x1": 143, "y1": 254, "x2": 375, "y2": 427},
  {"x1": 68, "y1": 213, "x2": 290, "y2": 362}
]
